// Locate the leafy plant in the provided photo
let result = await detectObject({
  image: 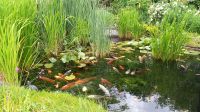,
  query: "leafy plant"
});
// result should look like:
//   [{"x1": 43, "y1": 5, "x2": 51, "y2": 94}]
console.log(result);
[
  {"x1": 151, "y1": 11, "x2": 189, "y2": 61},
  {"x1": 117, "y1": 8, "x2": 144, "y2": 39}
]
